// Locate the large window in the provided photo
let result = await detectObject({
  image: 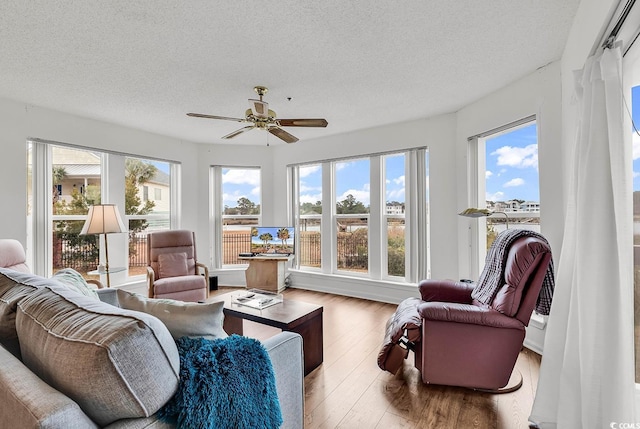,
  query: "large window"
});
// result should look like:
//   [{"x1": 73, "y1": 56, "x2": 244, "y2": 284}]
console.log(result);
[
  {"x1": 292, "y1": 148, "x2": 428, "y2": 282},
  {"x1": 212, "y1": 166, "x2": 261, "y2": 266},
  {"x1": 298, "y1": 164, "x2": 322, "y2": 269},
  {"x1": 384, "y1": 153, "x2": 406, "y2": 278},
  {"x1": 125, "y1": 156, "x2": 173, "y2": 277},
  {"x1": 28, "y1": 141, "x2": 178, "y2": 284},
  {"x1": 335, "y1": 158, "x2": 370, "y2": 274},
  {"x1": 470, "y1": 117, "x2": 540, "y2": 273}
]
